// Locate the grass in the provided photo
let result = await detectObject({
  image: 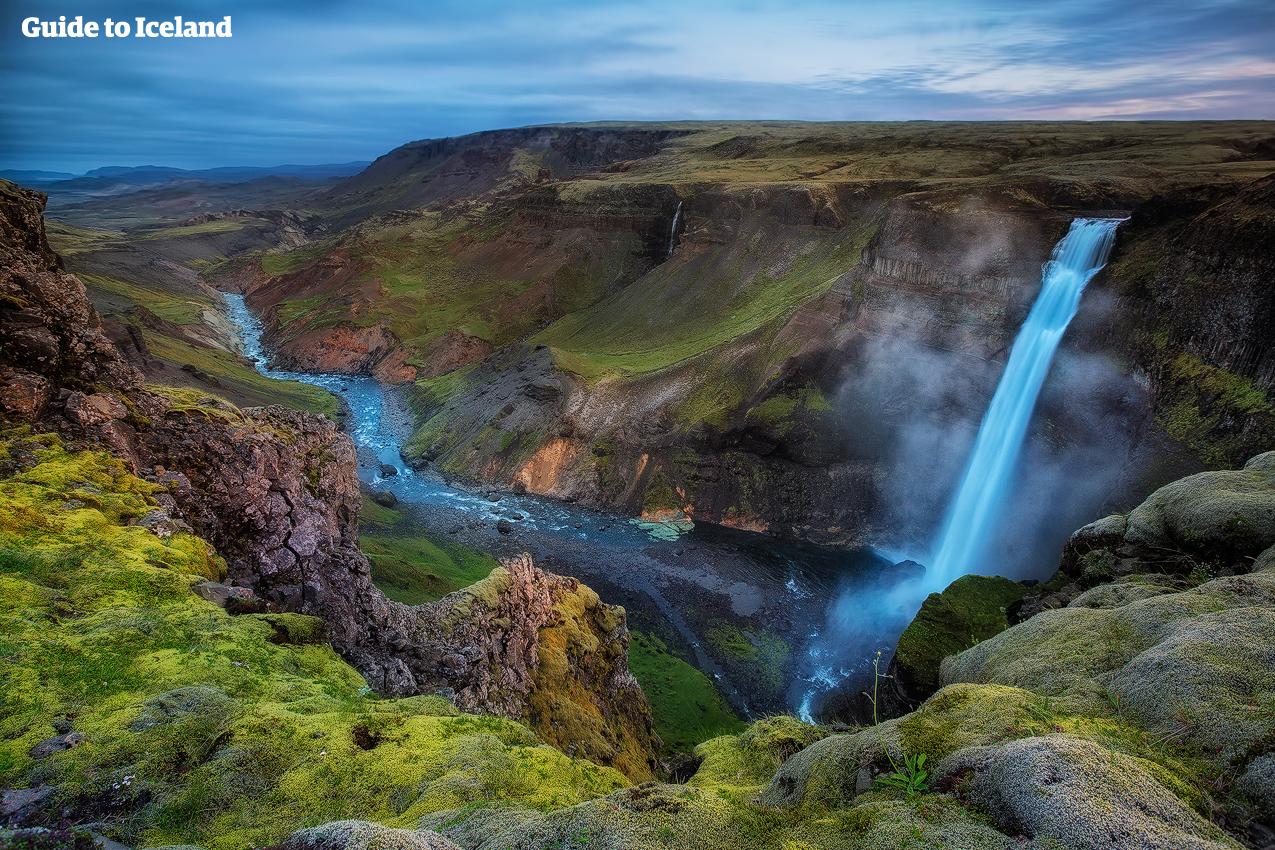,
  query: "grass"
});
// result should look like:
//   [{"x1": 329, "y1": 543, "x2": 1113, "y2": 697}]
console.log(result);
[
  {"x1": 77, "y1": 272, "x2": 209, "y2": 325},
  {"x1": 141, "y1": 328, "x2": 338, "y2": 417},
  {"x1": 533, "y1": 220, "x2": 873, "y2": 387},
  {"x1": 357, "y1": 501, "x2": 499, "y2": 605},
  {"x1": 627, "y1": 631, "x2": 745, "y2": 752}
]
